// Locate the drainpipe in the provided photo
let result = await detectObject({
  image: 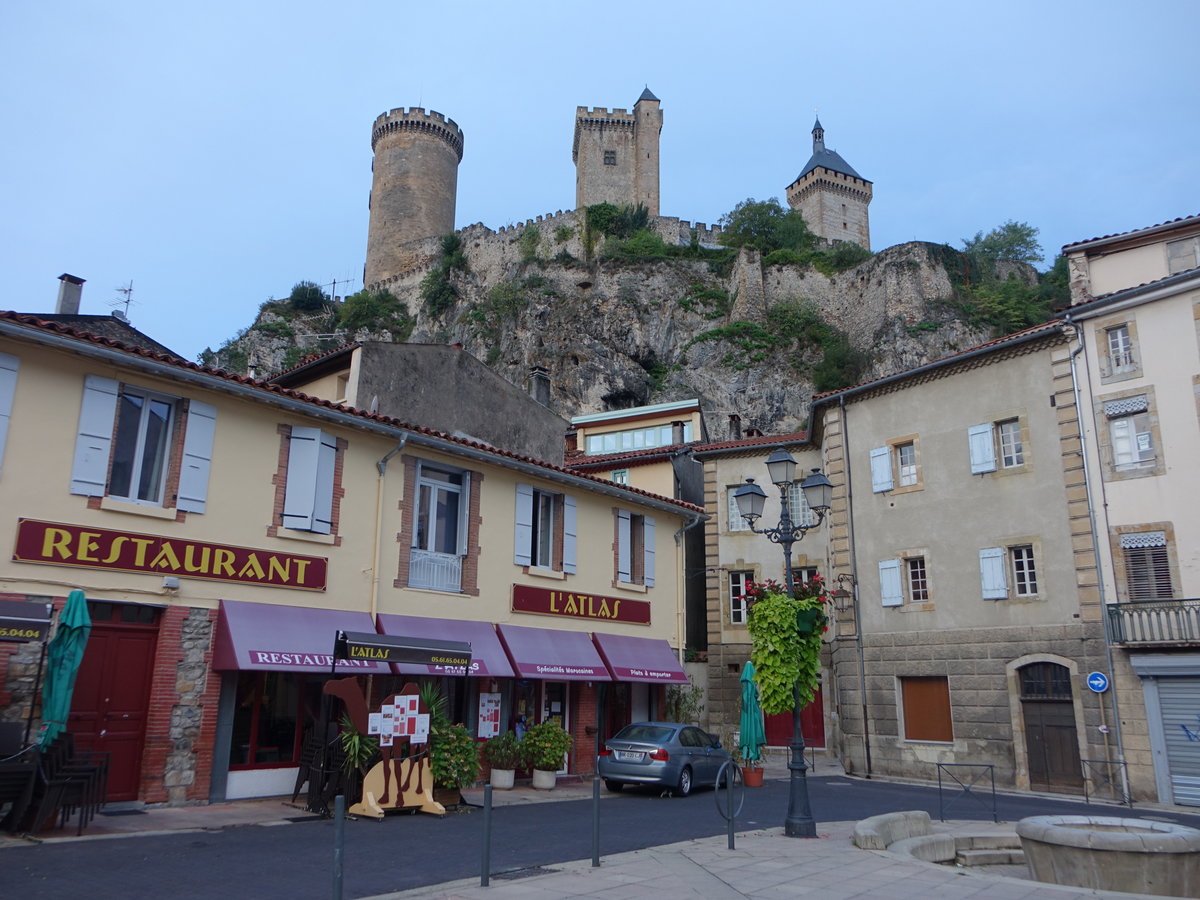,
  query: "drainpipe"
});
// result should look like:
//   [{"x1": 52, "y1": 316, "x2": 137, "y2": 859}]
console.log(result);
[
  {"x1": 371, "y1": 438, "x2": 408, "y2": 618},
  {"x1": 674, "y1": 514, "x2": 706, "y2": 668},
  {"x1": 1063, "y1": 314, "x2": 1128, "y2": 802},
  {"x1": 839, "y1": 394, "x2": 871, "y2": 778}
]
